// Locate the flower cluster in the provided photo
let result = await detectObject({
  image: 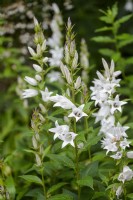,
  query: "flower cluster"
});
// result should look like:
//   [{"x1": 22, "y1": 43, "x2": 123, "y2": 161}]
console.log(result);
[
  {"x1": 91, "y1": 58, "x2": 133, "y2": 198},
  {"x1": 22, "y1": 18, "x2": 53, "y2": 100},
  {"x1": 49, "y1": 121, "x2": 77, "y2": 148}
]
